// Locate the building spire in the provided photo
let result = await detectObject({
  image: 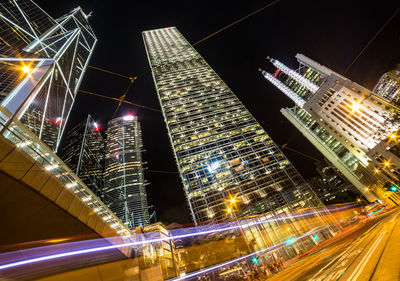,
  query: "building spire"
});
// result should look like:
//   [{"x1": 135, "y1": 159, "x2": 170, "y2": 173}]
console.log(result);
[
  {"x1": 260, "y1": 69, "x2": 306, "y2": 108},
  {"x1": 267, "y1": 57, "x2": 320, "y2": 93}
]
